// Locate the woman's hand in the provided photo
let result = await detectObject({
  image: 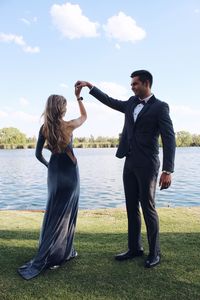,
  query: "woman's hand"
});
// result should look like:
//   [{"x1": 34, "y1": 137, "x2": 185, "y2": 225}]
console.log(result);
[{"x1": 75, "y1": 85, "x2": 82, "y2": 99}]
